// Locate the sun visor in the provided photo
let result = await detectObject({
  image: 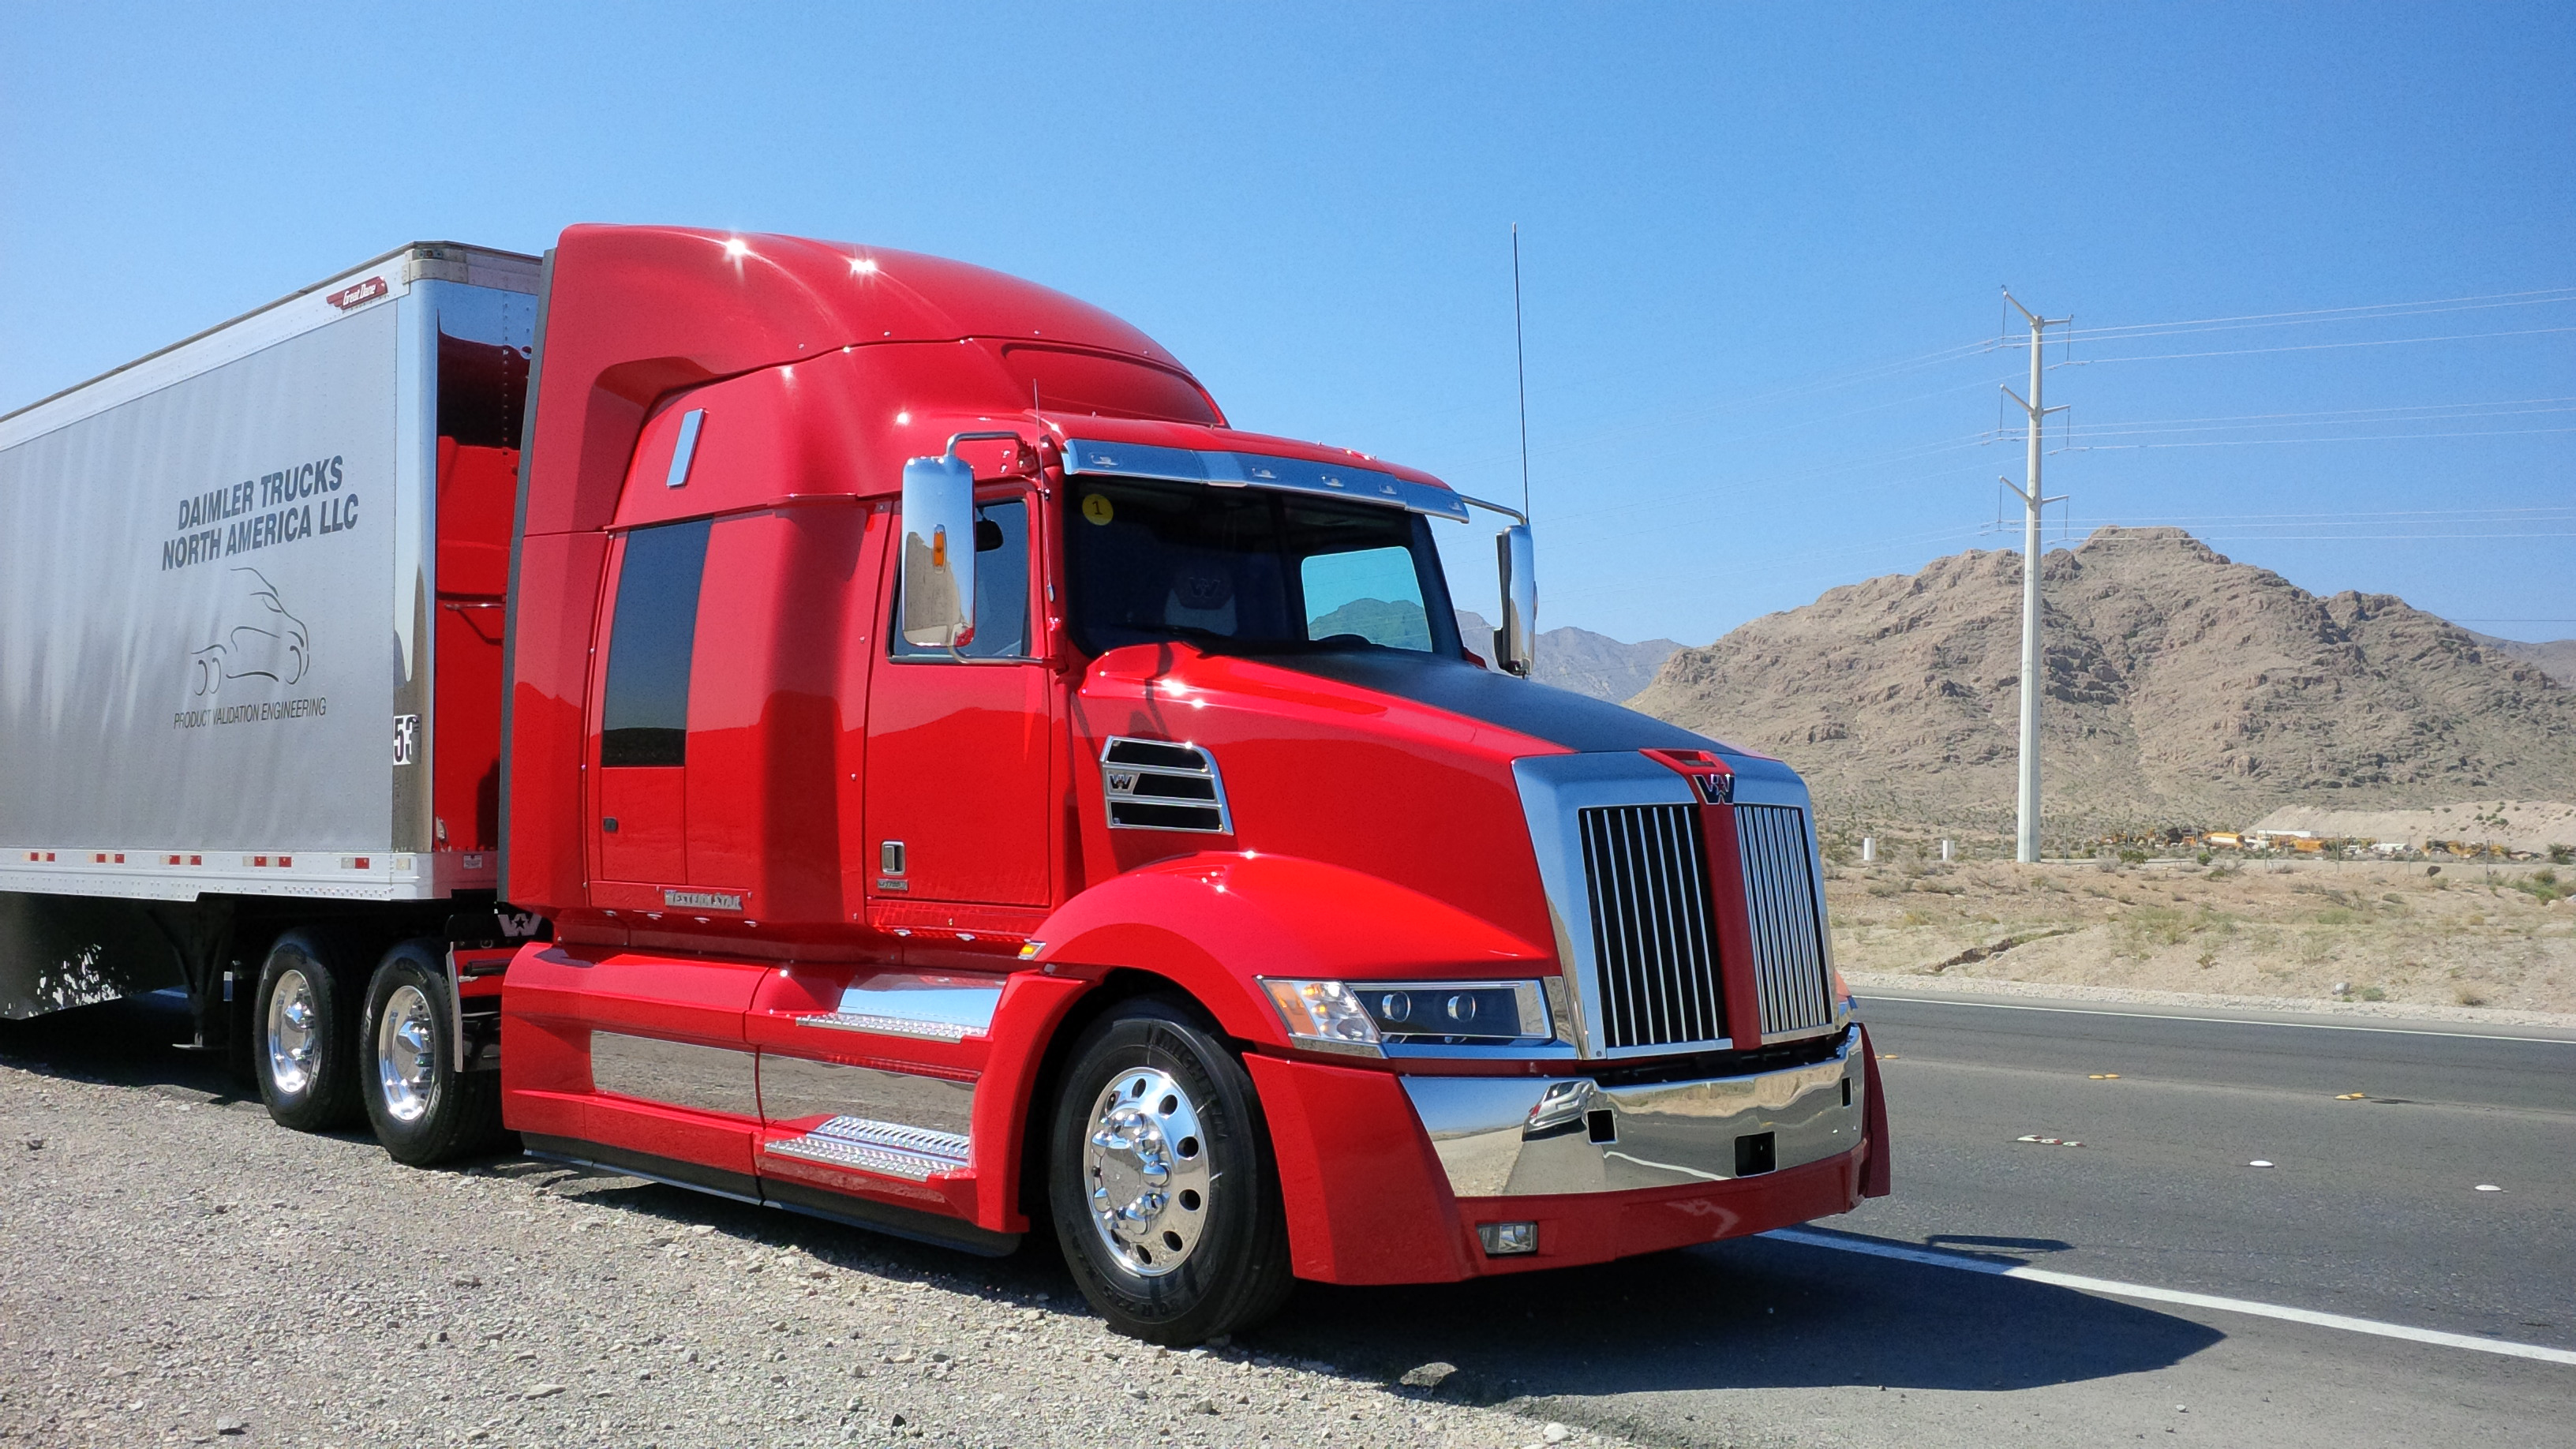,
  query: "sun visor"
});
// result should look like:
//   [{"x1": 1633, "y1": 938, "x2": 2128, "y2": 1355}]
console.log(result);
[{"x1": 1060, "y1": 437, "x2": 1470, "y2": 522}]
